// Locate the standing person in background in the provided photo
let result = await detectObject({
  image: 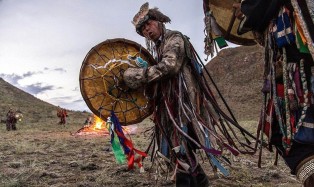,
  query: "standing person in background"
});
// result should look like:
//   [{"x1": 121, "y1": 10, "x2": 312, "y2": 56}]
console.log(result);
[
  {"x1": 5, "y1": 108, "x2": 22, "y2": 131},
  {"x1": 233, "y1": 0, "x2": 314, "y2": 186},
  {"x1": 57, "y1": 106, "x2": 68, "y2": 126},
  {"x1": 84, "y1": 115, "x2": 93, "y2": 127},
  {"x1": 6, "y1": 108, "x2": 16, "y2": 131}
]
